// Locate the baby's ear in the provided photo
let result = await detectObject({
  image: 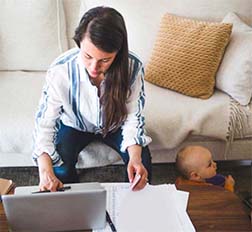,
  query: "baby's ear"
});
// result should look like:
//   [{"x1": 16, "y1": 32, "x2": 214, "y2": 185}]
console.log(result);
[{"x1": 189, "y1": 171, "x2": 200, "y2": 181}]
